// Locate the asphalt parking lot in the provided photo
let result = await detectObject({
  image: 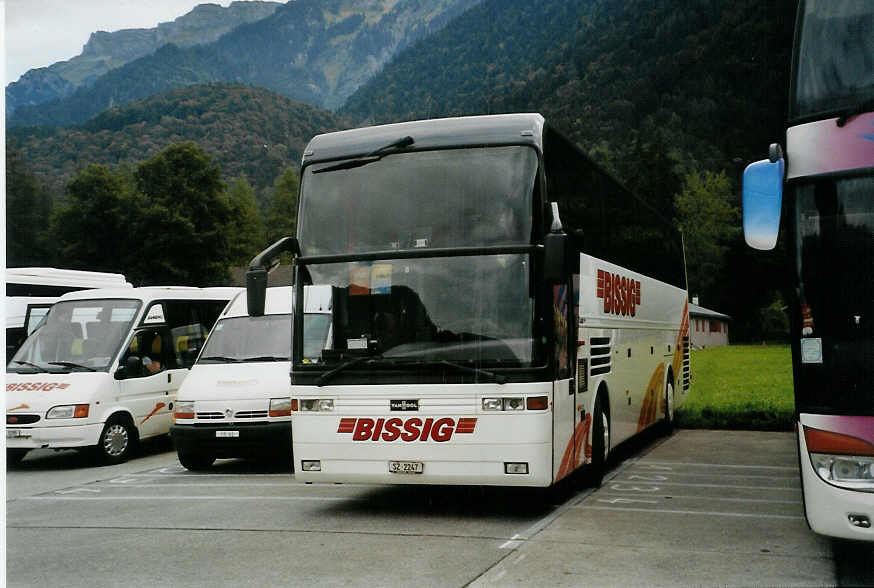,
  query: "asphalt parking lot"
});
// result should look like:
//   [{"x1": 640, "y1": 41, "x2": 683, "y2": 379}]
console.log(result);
[{"x1": 6, "y1": 429, "x2": 872, "y2": 587}]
